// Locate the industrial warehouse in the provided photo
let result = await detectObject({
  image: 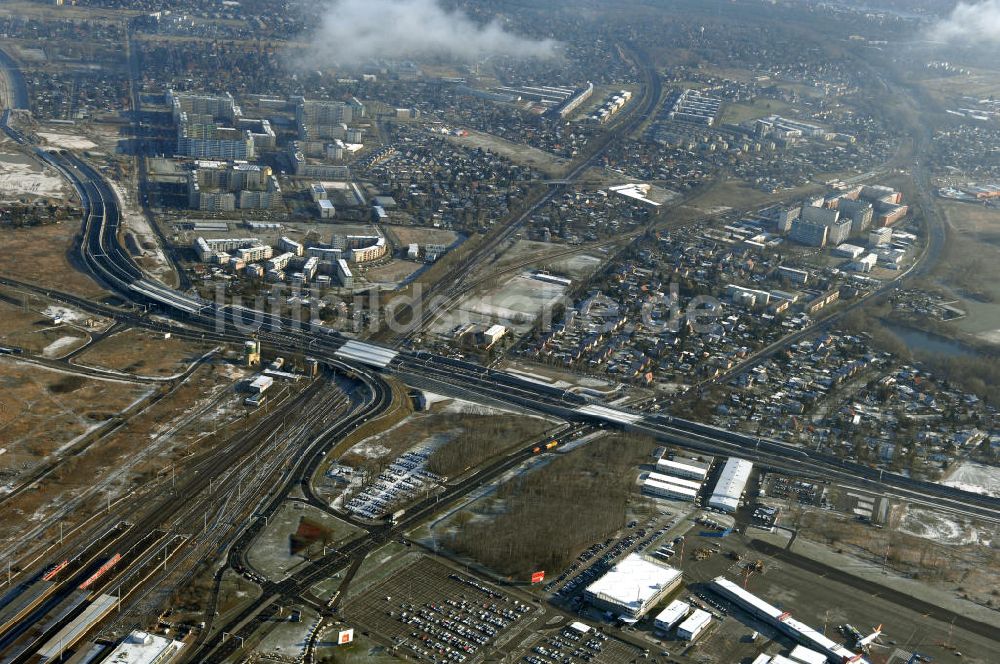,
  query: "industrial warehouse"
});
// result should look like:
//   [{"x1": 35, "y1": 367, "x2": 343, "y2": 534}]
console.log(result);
[
  {"x1": 710, "y1": 577, "x2": 869, "y2": 664},
  {"x1": 583, "y1": 554, "x2": 683, "y2": 620}
]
